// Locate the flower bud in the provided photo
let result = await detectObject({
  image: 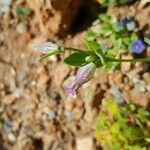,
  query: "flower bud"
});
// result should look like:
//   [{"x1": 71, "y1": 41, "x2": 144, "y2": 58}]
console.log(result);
[
  {"x1": 64, "y1": 62, "x2": 96, "y2": 98},
  {"x1": 34, "y1": 42, "x2": 59, "y2": 54}
]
